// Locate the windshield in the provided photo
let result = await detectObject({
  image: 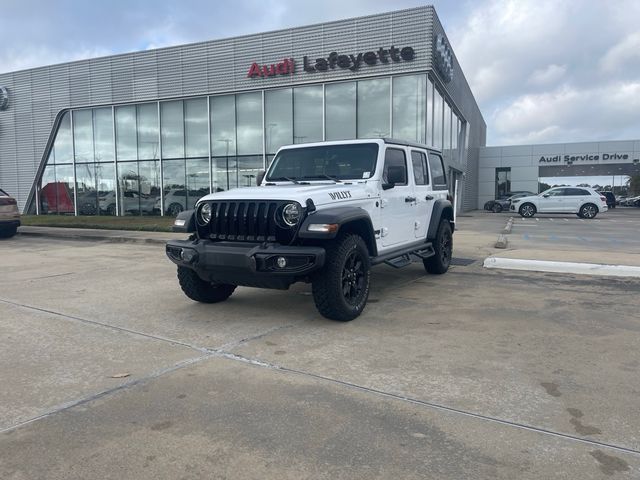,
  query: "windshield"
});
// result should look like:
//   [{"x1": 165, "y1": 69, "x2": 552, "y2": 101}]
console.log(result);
[{"x1": 266, "y1": 143, "x2": 379, "y2": 182}]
